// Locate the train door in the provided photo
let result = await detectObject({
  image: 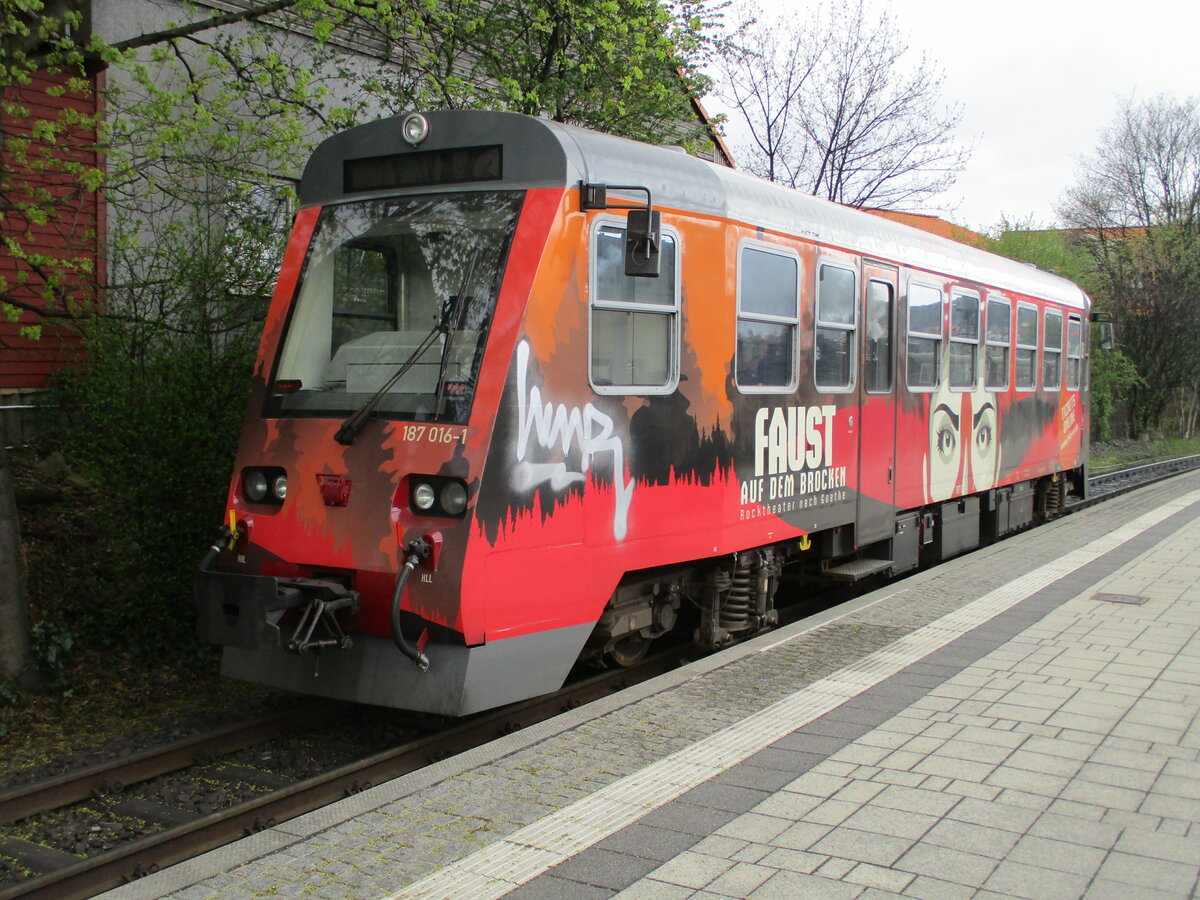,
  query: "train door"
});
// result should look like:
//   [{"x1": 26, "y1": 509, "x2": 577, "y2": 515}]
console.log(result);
[{"x1": 856, "y1": 262, "x2": 898, "y2": 546}]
